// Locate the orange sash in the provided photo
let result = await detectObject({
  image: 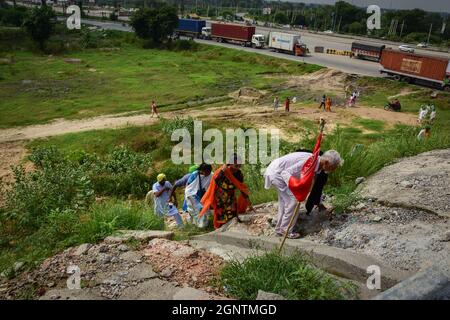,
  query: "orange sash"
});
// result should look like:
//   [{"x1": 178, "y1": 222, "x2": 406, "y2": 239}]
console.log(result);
[{"x1": 199, "y1": 167, "x2": 250, "y2": 228}]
